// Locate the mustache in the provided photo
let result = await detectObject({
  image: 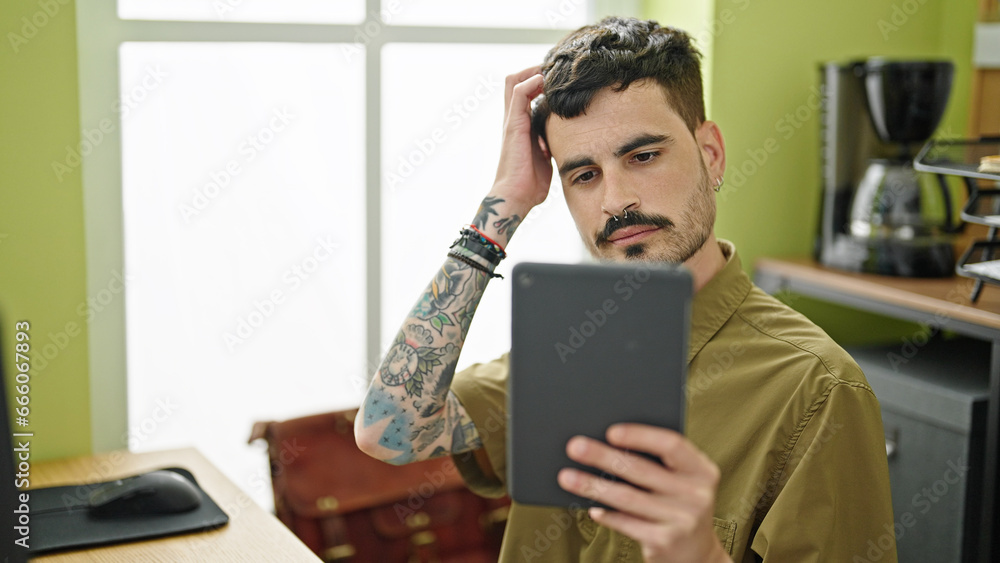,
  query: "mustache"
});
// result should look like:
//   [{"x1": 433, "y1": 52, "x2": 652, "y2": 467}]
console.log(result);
[{"x1": 595, "y1": 211, "x2": 674, "y2": 247}]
